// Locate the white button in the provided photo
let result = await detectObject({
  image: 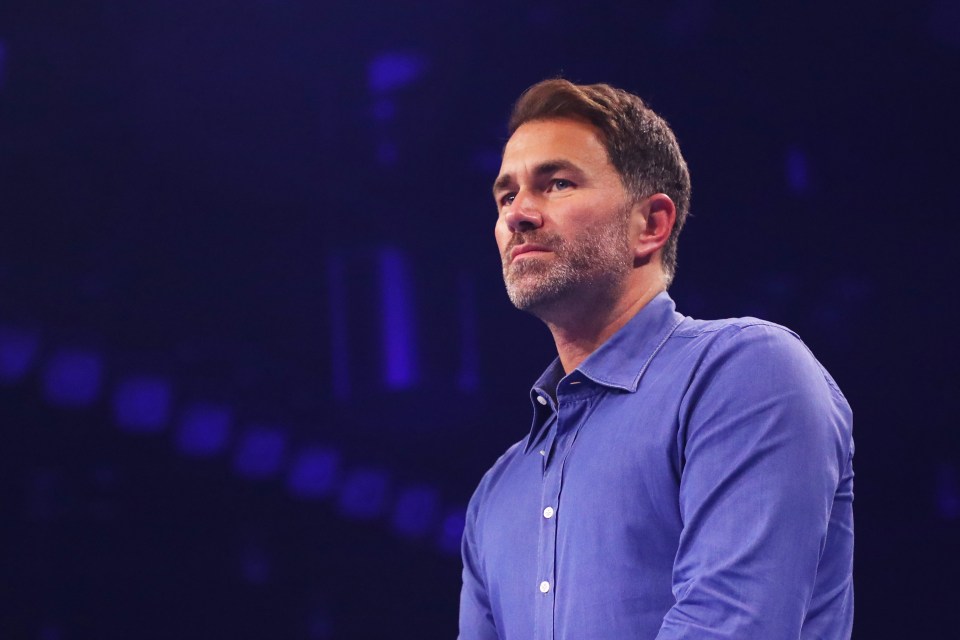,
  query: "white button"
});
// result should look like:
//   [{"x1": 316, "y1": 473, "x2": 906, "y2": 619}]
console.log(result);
[
  {"x1": 539, "y1": 581, "x2": 551, "y2": 593},
  {"x1": 543, "y1": 506, "x2": 555, "y2": 519},
  {"x1": 536, "y1": 395, "x2": 547, "y2": 405}
]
